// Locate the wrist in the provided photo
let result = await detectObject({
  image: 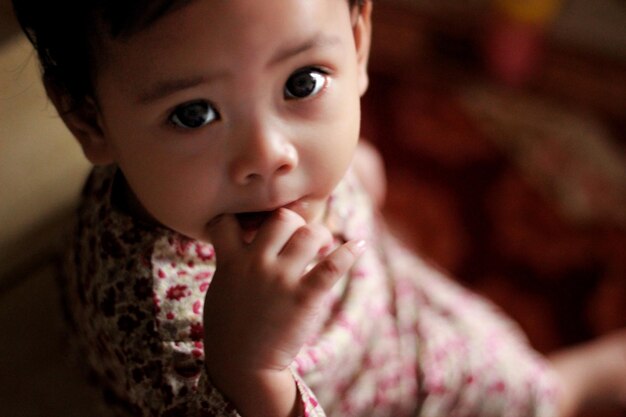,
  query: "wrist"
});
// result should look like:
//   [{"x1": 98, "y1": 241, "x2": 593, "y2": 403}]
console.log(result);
[{"x1": 206, "y1": 365, "x2": 300, "y2": 417}]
